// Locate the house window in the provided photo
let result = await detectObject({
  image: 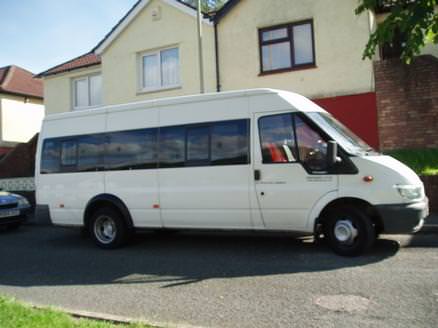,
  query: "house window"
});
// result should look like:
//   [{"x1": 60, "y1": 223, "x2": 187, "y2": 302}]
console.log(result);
[
  {"x1": 259, "y1": 20, "x2": 315, "y2": 74},
  {"x1": 140, "y1": 47, "x2": 180, "y2": 92},
  {"x1": 73, "y1": 74, "x2": 102, "y2": 110}
]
